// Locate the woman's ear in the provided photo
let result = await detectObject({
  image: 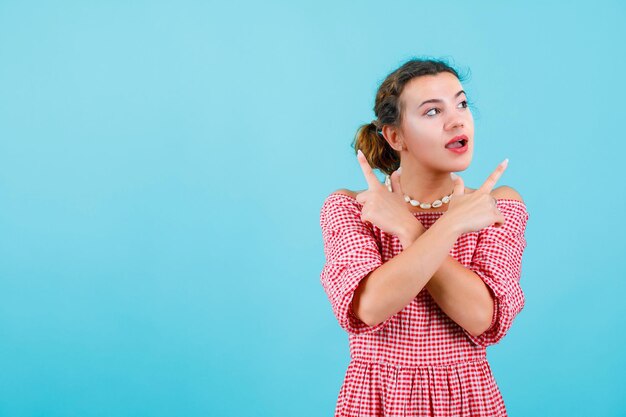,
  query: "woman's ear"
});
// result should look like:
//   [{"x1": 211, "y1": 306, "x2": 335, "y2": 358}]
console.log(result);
[{"x1": 381, "y1": 125, "x2": 405, "y2": 152}]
